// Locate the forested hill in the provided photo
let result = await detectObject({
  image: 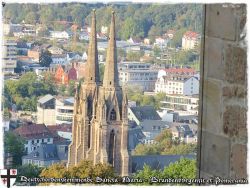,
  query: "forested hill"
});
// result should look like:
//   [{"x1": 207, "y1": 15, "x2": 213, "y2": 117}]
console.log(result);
[{"x1": 3, "y1": 3, "x2": 202, "y2": 40}]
